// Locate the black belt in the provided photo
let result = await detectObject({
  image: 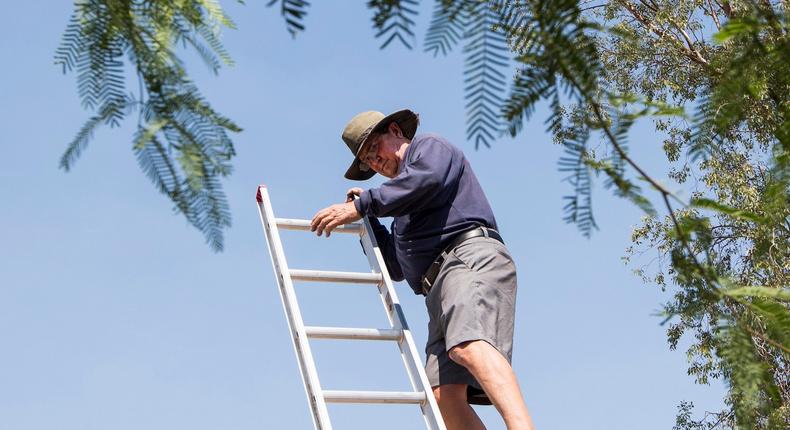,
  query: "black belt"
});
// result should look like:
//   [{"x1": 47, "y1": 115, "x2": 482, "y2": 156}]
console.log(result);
[{"x1": 420, "y1": 226, "x2": 504, "y2": 295}]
